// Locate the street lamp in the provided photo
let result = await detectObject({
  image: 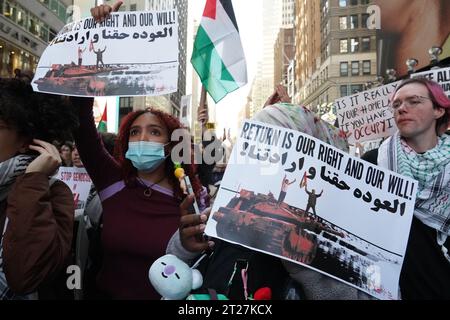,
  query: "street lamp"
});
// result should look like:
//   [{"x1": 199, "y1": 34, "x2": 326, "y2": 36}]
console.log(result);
[
  {"x1": 406, "y1": 58, "x2": 419, "y2": 75},
  {"x1": 428, "y1": 46, "x2": 443, "y2": 68},
  {"x1": 386, "y1": 69, "x2": 397, "y2": 83},
  {"x1": 375, "y1": 75, "x2": 385, "y2": 85}
]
